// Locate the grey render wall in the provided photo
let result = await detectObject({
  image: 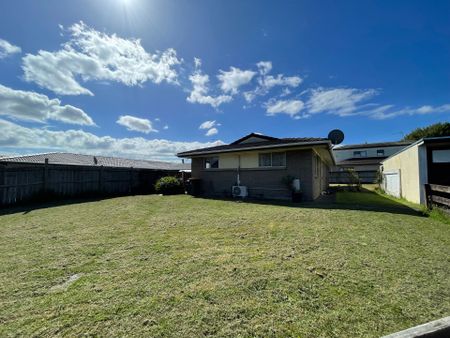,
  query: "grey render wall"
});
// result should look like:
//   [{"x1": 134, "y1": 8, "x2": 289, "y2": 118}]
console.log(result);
[
  {"x1": 312, "y1": 153, "x2": 330, "y2": 200},
  {"x1": 191, "y1": 149, "x2": 322, "y2": 200}
]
